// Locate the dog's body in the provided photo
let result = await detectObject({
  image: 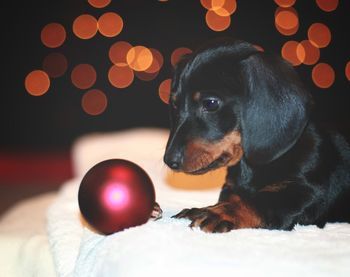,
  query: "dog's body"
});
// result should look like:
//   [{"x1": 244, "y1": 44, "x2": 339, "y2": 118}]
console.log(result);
[{"x1": 164, "y1": 39, "x2": 350, "y2": 232}]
